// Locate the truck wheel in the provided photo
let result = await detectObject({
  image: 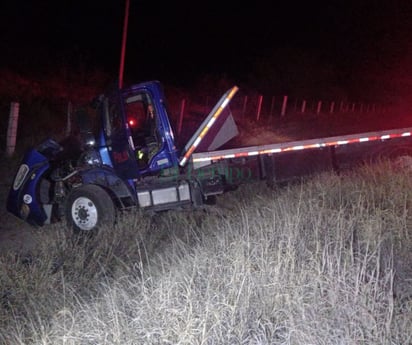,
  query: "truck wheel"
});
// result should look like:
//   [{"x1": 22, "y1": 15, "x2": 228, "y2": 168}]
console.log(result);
[{"x1": 66, "y1": 184, "x2": 115, "y2": 234}]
